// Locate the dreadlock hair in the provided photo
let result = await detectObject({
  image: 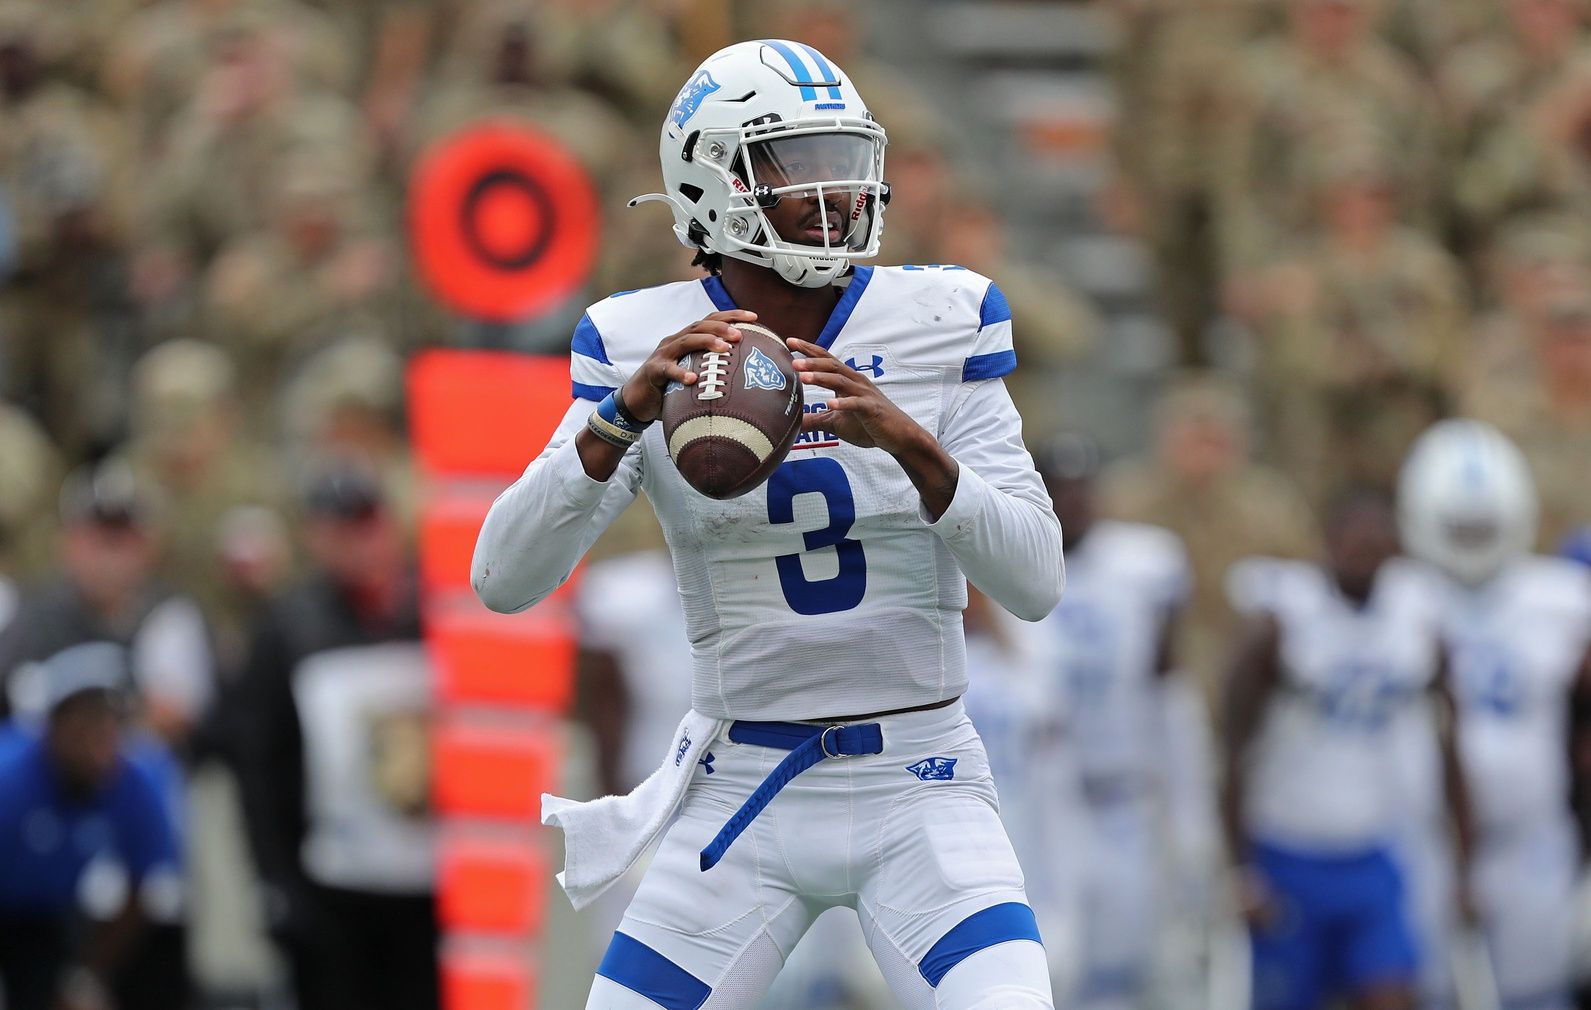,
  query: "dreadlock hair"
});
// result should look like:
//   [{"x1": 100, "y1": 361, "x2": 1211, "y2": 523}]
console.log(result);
[{"x1": 691, "y1": 247, "x2": 723, "y2": 275}]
